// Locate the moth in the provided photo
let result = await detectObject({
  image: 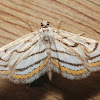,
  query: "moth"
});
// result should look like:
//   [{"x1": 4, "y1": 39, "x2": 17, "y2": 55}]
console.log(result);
[{"x1": 0, "y1": 21, "x2": 100, "y2": 84}]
